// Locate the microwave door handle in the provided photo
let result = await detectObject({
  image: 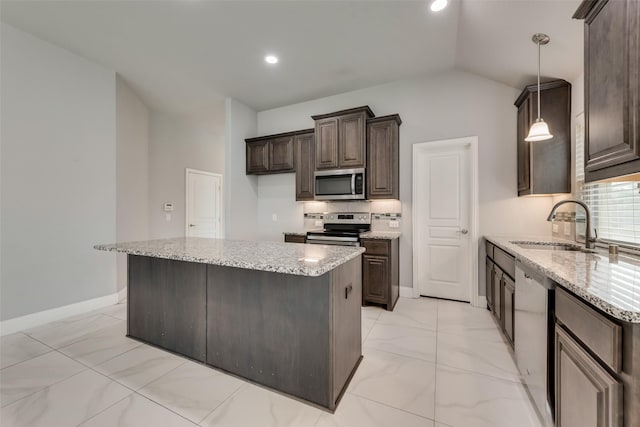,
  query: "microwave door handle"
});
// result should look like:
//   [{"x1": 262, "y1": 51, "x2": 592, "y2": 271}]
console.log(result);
[{"x1": 351, "y1": 174, "x2": 356, "y2": 195}]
